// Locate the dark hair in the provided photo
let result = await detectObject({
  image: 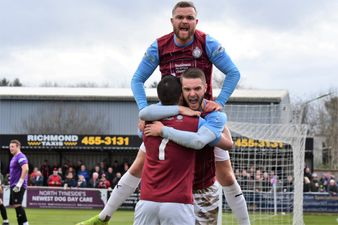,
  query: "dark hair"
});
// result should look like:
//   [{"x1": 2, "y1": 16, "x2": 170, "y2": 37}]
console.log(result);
[
  {"x1": 181, "y1": 68, "x2": 206, "y2": 83},
  {"x1": 10, "y1": 139, "x2": 21, "y2": 147},
  {"x1": 157, "y1": 75, "x2": 182, "y2": 105},
  {"x1": 172, "y1": 1, "x2": 197, "y2": 15}
]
